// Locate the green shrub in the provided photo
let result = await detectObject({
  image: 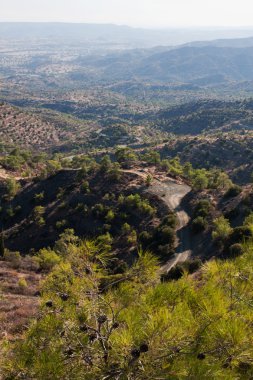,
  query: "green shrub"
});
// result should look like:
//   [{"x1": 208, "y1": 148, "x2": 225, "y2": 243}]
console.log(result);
[
  {"x1": 192, "y1": 216, "x2": 207, "y2": 233},
  {"x1": 229, "y1": 226, "x2": 253, "y2": 245},
  {"x1": 4, "y1": 250, "x2": 22, "y2": 269},
  {"x1": 18, "y1": 277, "x2": 28, "y2": 292},
  {"x1": 34, "y1": 248, "x2": 61, "y2": 271}
]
